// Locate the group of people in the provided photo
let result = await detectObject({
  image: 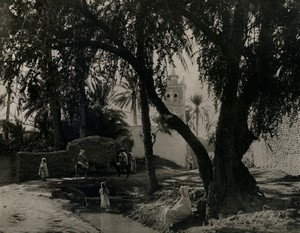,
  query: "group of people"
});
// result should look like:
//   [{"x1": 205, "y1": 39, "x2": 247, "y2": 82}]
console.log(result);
[
  {"x1": 37, "y1": 147, "x2": 137, "y2": 180},
  {"x1": 38, "y1": 149, "x2": 192, "y2": 228},
  {"x1": 117, "y1": 147, "x2": 137, "y2": 176}
]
